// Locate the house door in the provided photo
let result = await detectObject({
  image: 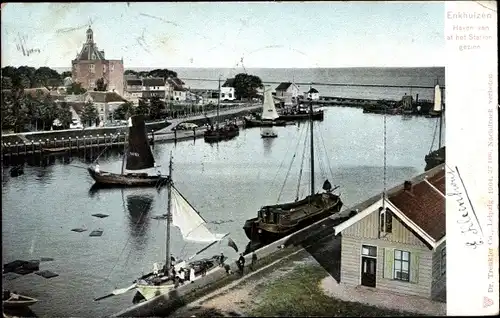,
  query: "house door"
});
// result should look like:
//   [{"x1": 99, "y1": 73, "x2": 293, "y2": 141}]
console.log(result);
[{"x1": 361, "y1": 257, "x2": 377, "y2": 287}]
